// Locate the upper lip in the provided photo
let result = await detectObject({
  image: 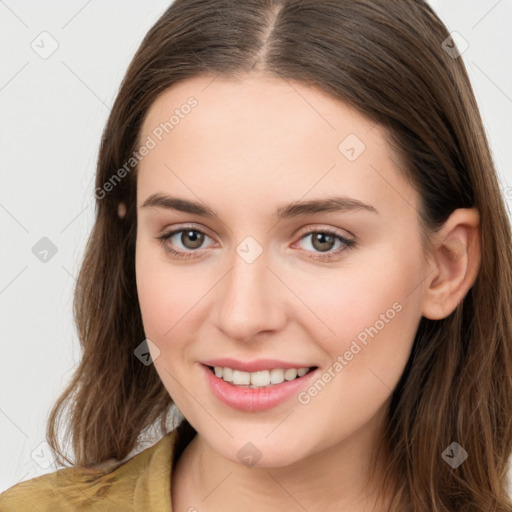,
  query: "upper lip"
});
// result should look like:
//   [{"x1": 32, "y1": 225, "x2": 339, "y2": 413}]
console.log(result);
[{"x1": 201, "y1": 358, "x2": 315, "y2": 372}]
